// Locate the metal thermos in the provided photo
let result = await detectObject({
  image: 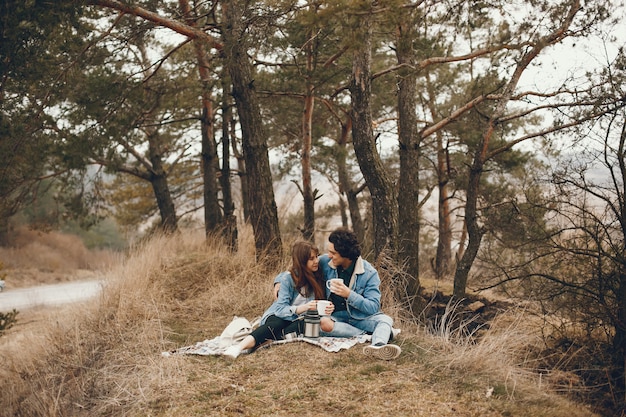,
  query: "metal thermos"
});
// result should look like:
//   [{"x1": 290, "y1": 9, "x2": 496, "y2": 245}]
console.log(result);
[{"x1": 304, "y1": 308, "x2": 321, "y2": 338}]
